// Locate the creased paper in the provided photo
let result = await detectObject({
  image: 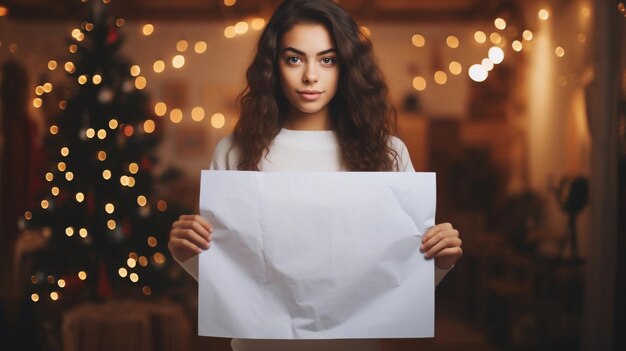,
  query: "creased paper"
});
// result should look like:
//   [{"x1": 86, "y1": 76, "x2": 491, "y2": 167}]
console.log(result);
[{"x1": 198, "y1": 171, "x2": 436, "y2": 339}]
